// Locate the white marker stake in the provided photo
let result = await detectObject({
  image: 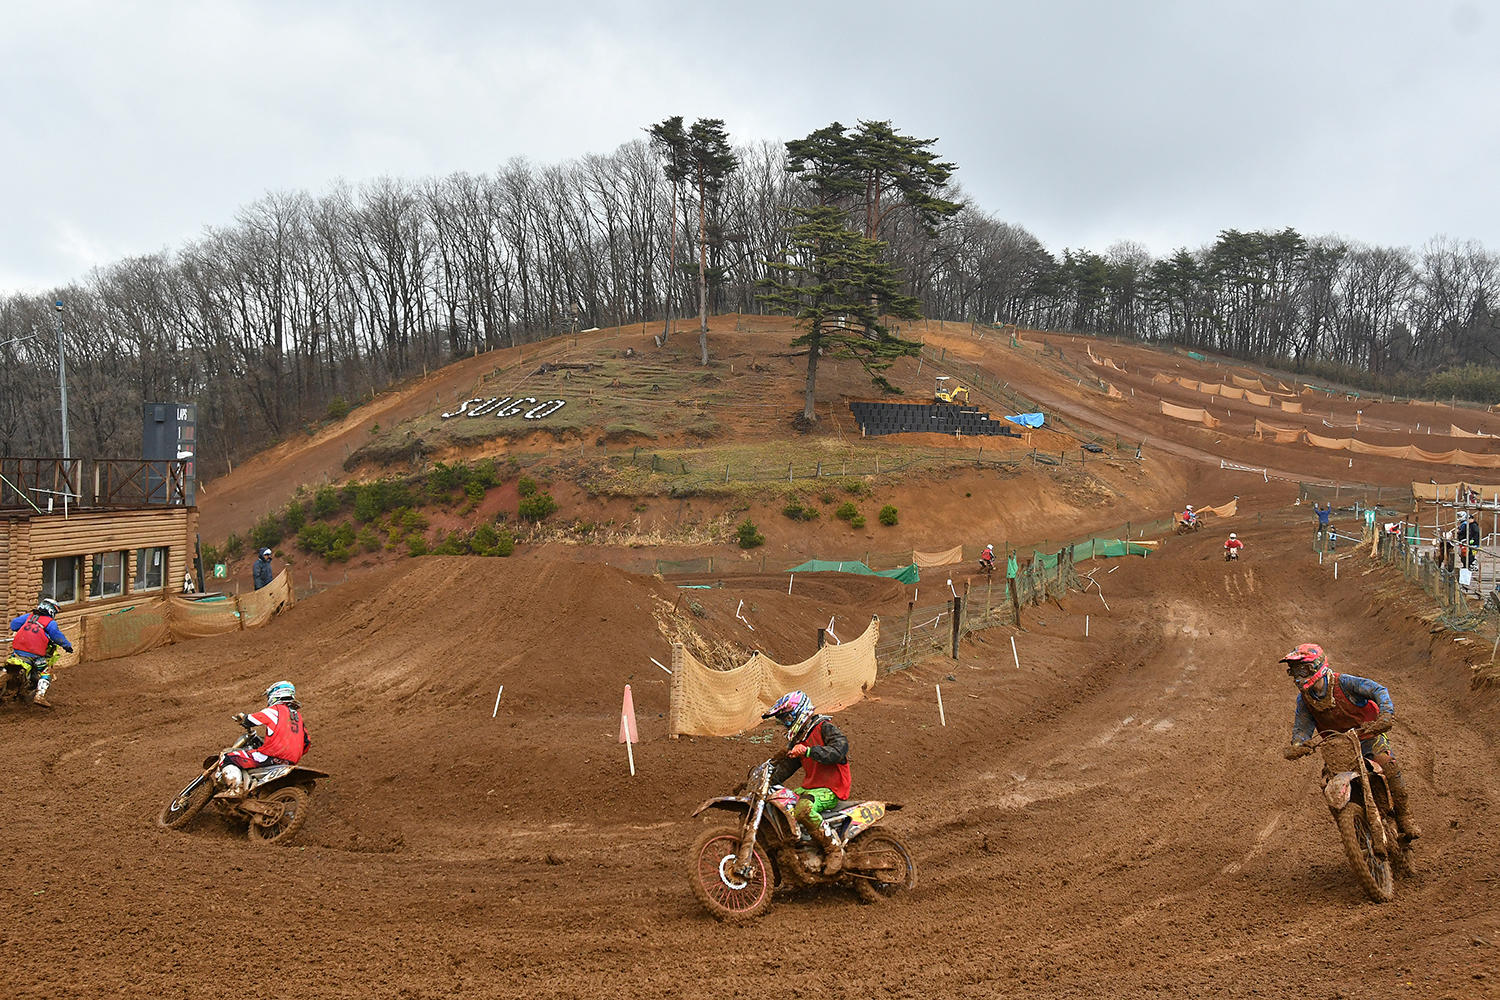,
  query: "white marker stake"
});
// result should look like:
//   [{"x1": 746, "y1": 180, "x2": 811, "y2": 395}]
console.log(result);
[
  {"x1": 936, "y1": 684, "x2": 946, "y2": 726},
  {"x1": 650, "y1": 657, "x2": 672, "y2": 674},
  {"x1": 947, "y1": 578, "x2": 957, "y2": 598},
  {"x1": 1098, "y1": 590, "x2": 1111, "y2": 611},
  {"x1": 1011, "y1": 635, "x2": 1021, "y2": 670},
  {"x1": 1085, "y1": 615, "x2": 1090, "y2": 637},
  {"x1": 1334, "y1": 561, "x2": 1338, "y2": 580},
  {"x1": 492, "y1": 685, "x2": 504, "y2": 718},
  {"x1": 788, "y1": 574, "x2": 794, "y2": 595}
]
